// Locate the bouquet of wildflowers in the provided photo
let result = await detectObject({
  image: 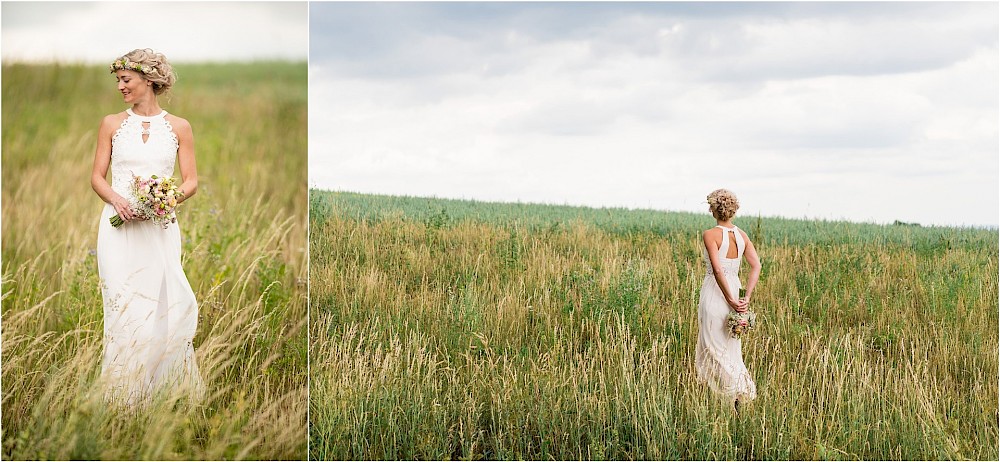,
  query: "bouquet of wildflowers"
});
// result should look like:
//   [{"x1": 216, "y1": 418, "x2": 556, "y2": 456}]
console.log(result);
[
  {"x1": 110, "y1": 175, "x2": 184, "y2": 228},
  {"x1": 727, "y1": 310, "x2": 757, "y2": 338},
  {"x1": 727, "y1": 288, "x2": 757, "y2": 338}
]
